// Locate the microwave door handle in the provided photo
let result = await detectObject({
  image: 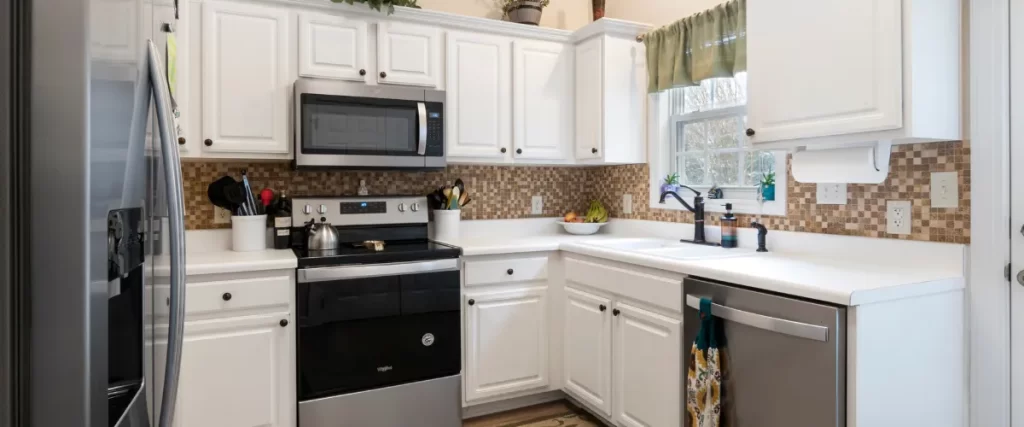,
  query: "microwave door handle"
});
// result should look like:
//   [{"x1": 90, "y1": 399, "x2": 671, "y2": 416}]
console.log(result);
[{"x1": 417, "y1": 102, "x2": 427, "y2": 155}]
